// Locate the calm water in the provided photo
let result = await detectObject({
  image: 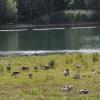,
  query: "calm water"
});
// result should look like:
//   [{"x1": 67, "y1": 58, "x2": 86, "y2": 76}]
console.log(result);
[{"x1": 0, "y1": 27, "x2": 100, "y2": 51}]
